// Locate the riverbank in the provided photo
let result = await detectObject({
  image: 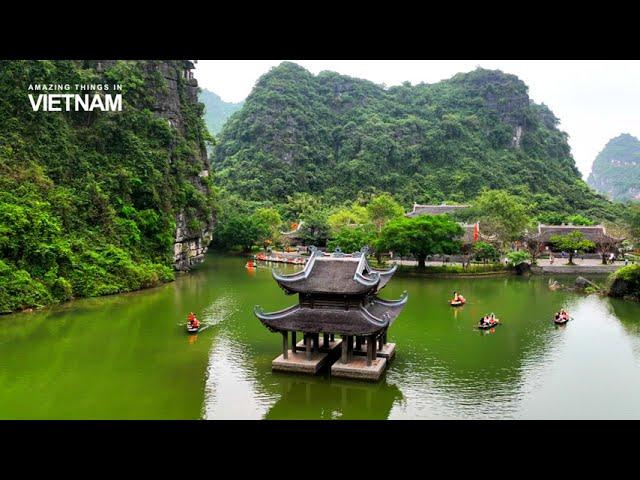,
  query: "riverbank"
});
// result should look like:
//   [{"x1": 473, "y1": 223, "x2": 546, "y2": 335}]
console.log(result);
[
  {"x1": 388, "y1": 263, "x2": 512, "y2": 278},
  {"x1": 531, "y1": 264, "x2": 623, "y2": 274},
  {"x1": 388, "y1": 257, "x2": 628, "y2": 277}
]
